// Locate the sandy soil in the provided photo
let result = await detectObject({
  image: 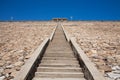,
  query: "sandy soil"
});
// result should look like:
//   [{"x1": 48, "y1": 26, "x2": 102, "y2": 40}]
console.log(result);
[{"x1": 0, "y1": 21, "x2": 56, "y2": 80}]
